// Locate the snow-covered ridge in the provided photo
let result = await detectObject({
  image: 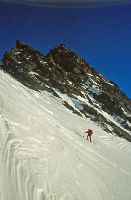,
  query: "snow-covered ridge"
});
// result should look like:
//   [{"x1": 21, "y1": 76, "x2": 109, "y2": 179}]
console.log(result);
[{"x1": 0, "y1": 70, "x2": 131, "y2": 200}]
